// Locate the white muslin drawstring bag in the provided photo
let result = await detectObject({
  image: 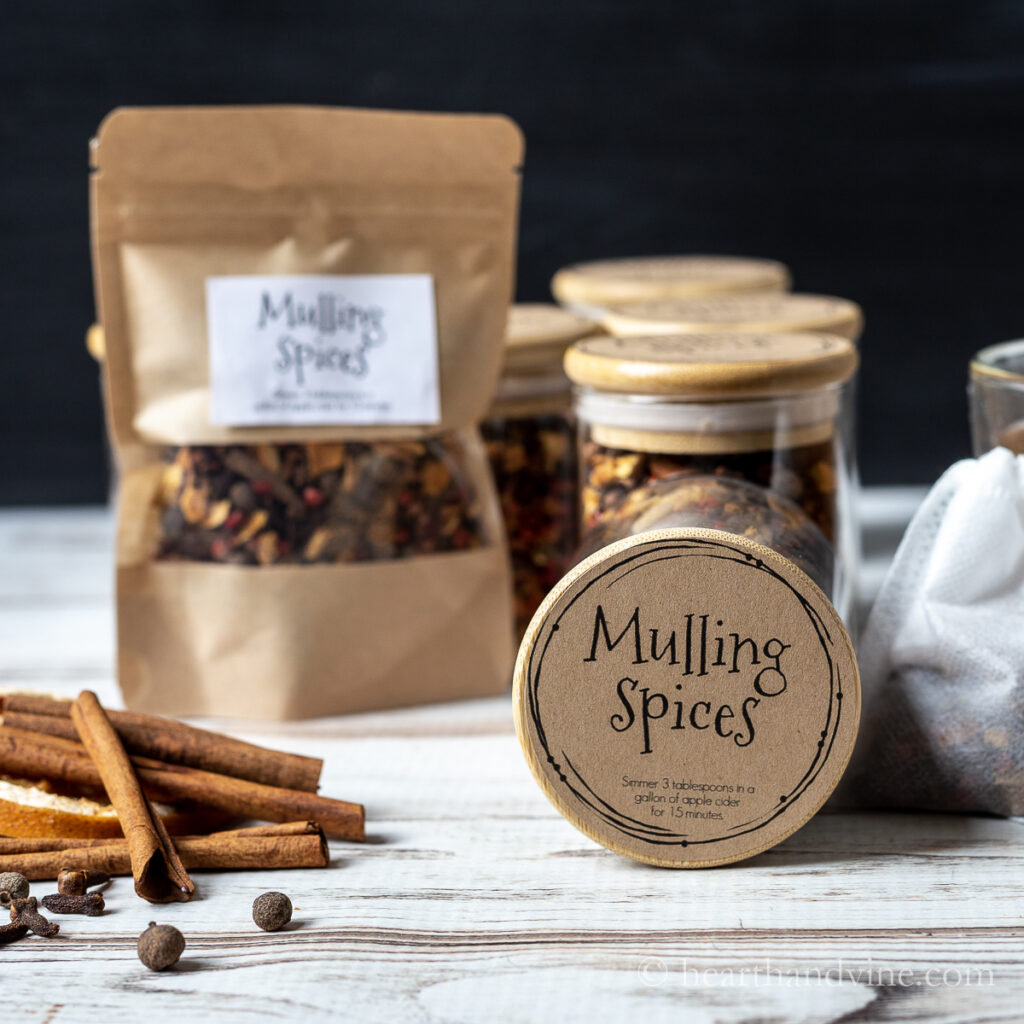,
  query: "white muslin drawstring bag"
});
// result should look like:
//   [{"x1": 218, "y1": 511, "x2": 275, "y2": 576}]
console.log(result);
[{"x1": 838, "y1": 446, "x2": 1024, "y2": 814}]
